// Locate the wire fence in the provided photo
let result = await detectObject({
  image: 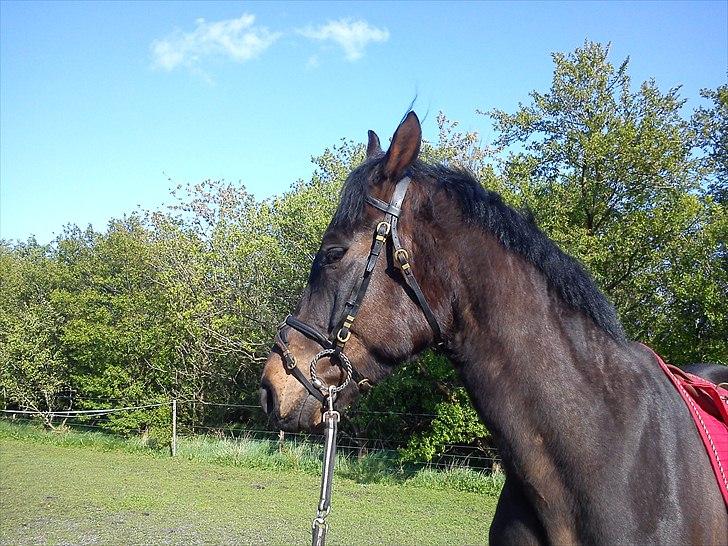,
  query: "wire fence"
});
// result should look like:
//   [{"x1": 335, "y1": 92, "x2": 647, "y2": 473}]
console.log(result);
[{"x1": 0, "y1": 398, "x2": 502, "y2": 472}]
